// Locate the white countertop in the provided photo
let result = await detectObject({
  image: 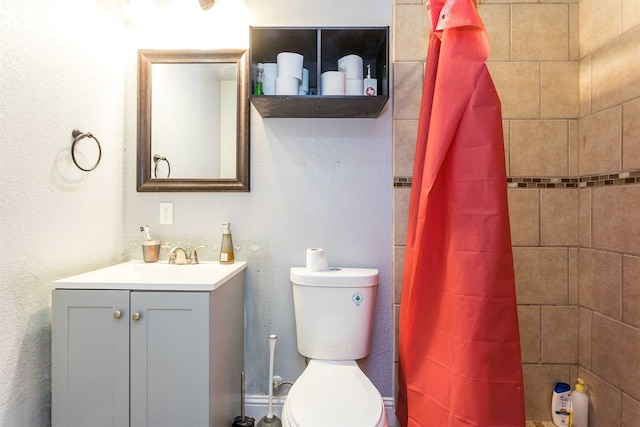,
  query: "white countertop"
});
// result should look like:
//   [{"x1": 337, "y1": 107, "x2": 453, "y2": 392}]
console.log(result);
[{"x1": 53, "y1": 260, "x2": 247, "y2": 291}]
